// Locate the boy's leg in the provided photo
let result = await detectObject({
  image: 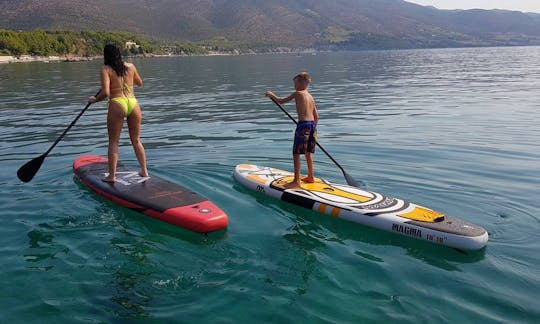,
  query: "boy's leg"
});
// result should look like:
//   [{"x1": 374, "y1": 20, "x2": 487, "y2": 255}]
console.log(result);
[
  {"x1": 302, "y1": 126, "x2": 316, "y2": 183},
  {"x1": 303, "y1": 152, "x2": 315, "y2": 183},
  {"x1": 294, "y1": 154, "x2": 301, "y2": 181},
  {"x1": 285, "y1": 153, "x2": 302, "y2": 188}
]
